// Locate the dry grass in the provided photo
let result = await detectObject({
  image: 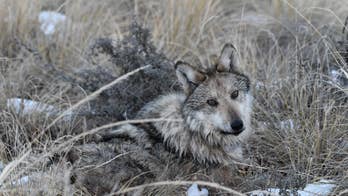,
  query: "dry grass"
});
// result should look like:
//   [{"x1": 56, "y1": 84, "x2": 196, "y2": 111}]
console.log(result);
[{"x1": 0, "y1": 0, "x2": 347, "y2": 195}]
